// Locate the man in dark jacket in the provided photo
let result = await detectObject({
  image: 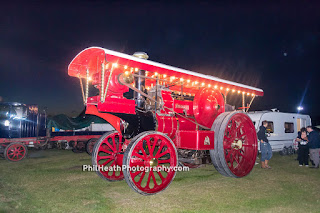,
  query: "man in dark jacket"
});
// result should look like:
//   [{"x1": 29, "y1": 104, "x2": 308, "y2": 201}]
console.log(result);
[
  {"x1": 307, "y1": 126, "x2": 320, "y2": 169},
  {"x1": 257, "y1": 121, "x2": 272, "y2": 169}
]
